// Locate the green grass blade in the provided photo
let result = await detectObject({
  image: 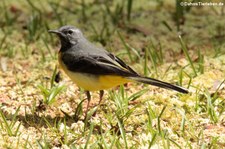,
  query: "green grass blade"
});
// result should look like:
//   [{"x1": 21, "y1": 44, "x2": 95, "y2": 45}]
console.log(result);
[
  {"x1": 116, "y1": 115, "x2": 128, "y2": 149},
  {"x1": 198, "y1": 49, "x2": 204, "y2": 74},
  {"x1": 157, "y1": 105, "x2": 166, "y2": 135},
  {"x1": 127, "y1": 0, "x2": 133, "y2": 21},
  {"x1": 144, "y1": 47, "x2": 149, "y2": 76},
  {"x1": 148, "y1": 133, "x2": 157, "y2": 148},
  {"x1": 26, "y1": 0, "x2": 41, "y2": 14},
  {"x1": 37, "y1": 84, "x2": 49, "y2": 103},
  {"x1": 0, "y1": 33, "x2": 7, "y2": 49},
  {"x1": 179, "y1": 35, "x2": 197, "y2": 76},
  {"x1": 73, "y1": 98, "x2": 86, "y2": 121},
  {"x1": 48, "y1": 84, "x2": 65, "y2": 105},
  {"x1": 128, "y1": 89, "x2": 148, "y2": 101},
  {"x1": 162, "y1": 20, "x2": 173, "y2": 31},
  {"x1": 84, "y1": 122, "x2": 94, "y2": 149},
  {"x1": 147, "y1": 46, "x2": 158, "y2": 75},
  {"x1": 42, "y1": 37, "x2": 54, "y2": 59},
  {"x1": 168, "y1": 138, "x2": 182, "y2": 149},
  {"x1": 117, "y1": 31, "x2": 133, "y2": 62},
  {"x1": 212, "y1": 79, "x2": 225, "y2": 103},
  {"x1": 0, "y1": 109, "x2": 13, "y2": 136},
  {"x1": 14, "y1": 122, "x2": 22, "y2": 136},
  {"x1": 9, "y1": 106, "x2": 21, "y2": 128},
  {"x1": 204, "y1": 89, "x2": 218, "y2": 123},
  {"x1": 146, "y1": 106, "x2": 156, "y2": 134},
  {"x1": 180, "y1": 111, "x2": 186, "y2": 134}
]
